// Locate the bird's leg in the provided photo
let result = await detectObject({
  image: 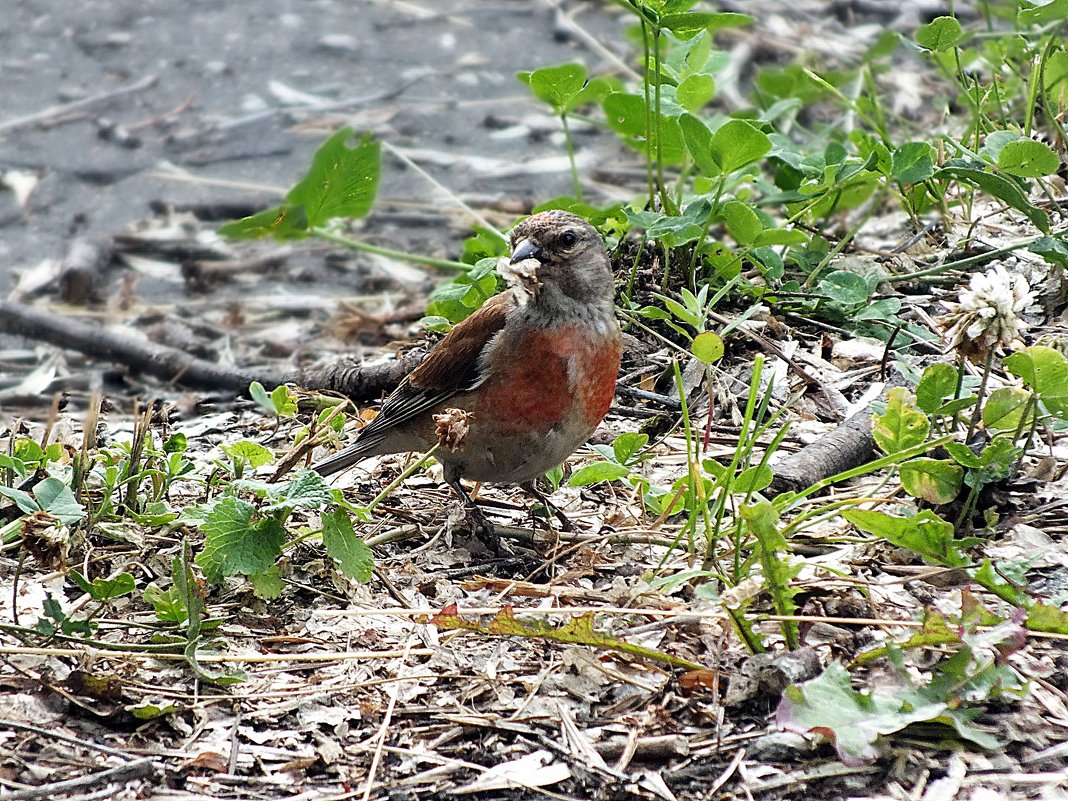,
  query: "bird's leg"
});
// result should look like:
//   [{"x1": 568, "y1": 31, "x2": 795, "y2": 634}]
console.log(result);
[
  {"x1": 520, "y1": 481, "x2": 575, "y2": 532},
  {"x1": 446, "y1": 478, "x2": 499, "y2": 552}
]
